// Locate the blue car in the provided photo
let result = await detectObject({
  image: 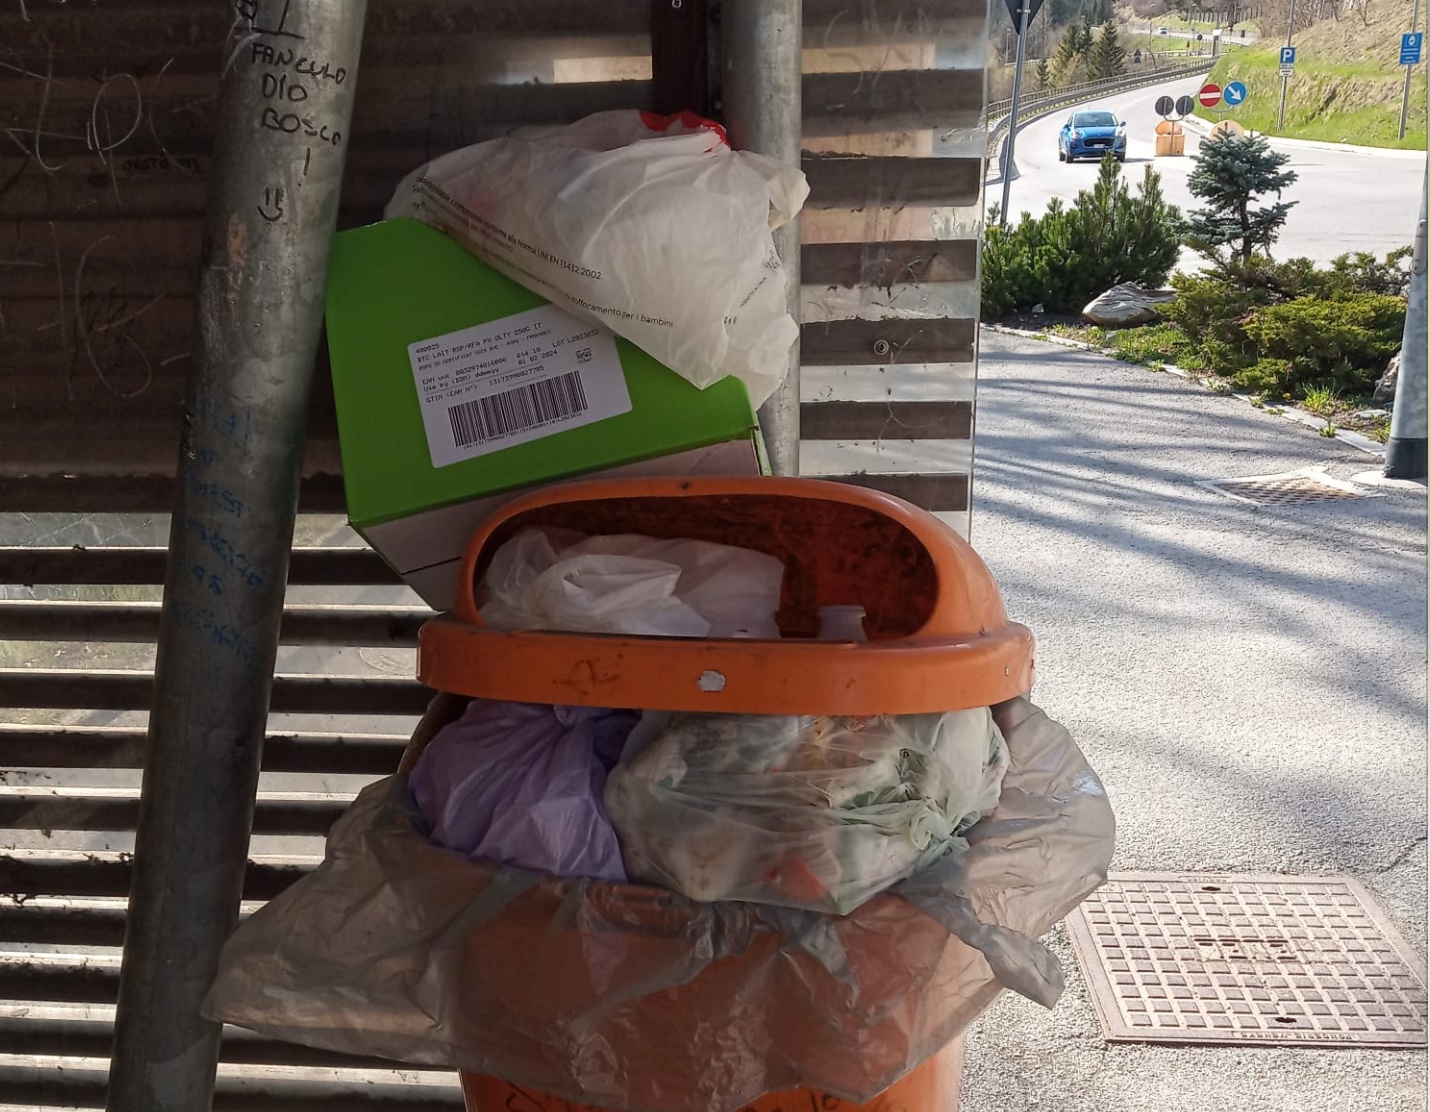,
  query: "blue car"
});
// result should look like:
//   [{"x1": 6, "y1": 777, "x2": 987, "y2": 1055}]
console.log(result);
[{"x1": 1058, "y1": 110, "x2": 1127, "y2": 163}]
